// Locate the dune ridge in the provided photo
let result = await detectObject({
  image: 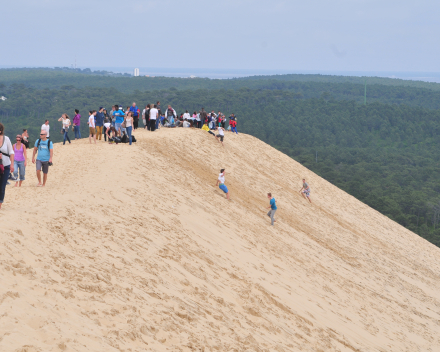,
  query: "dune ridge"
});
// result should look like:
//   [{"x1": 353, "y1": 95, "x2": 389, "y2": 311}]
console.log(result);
[{"x1": 1, "y1": 128, "x2": 440, "y2": 352}]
